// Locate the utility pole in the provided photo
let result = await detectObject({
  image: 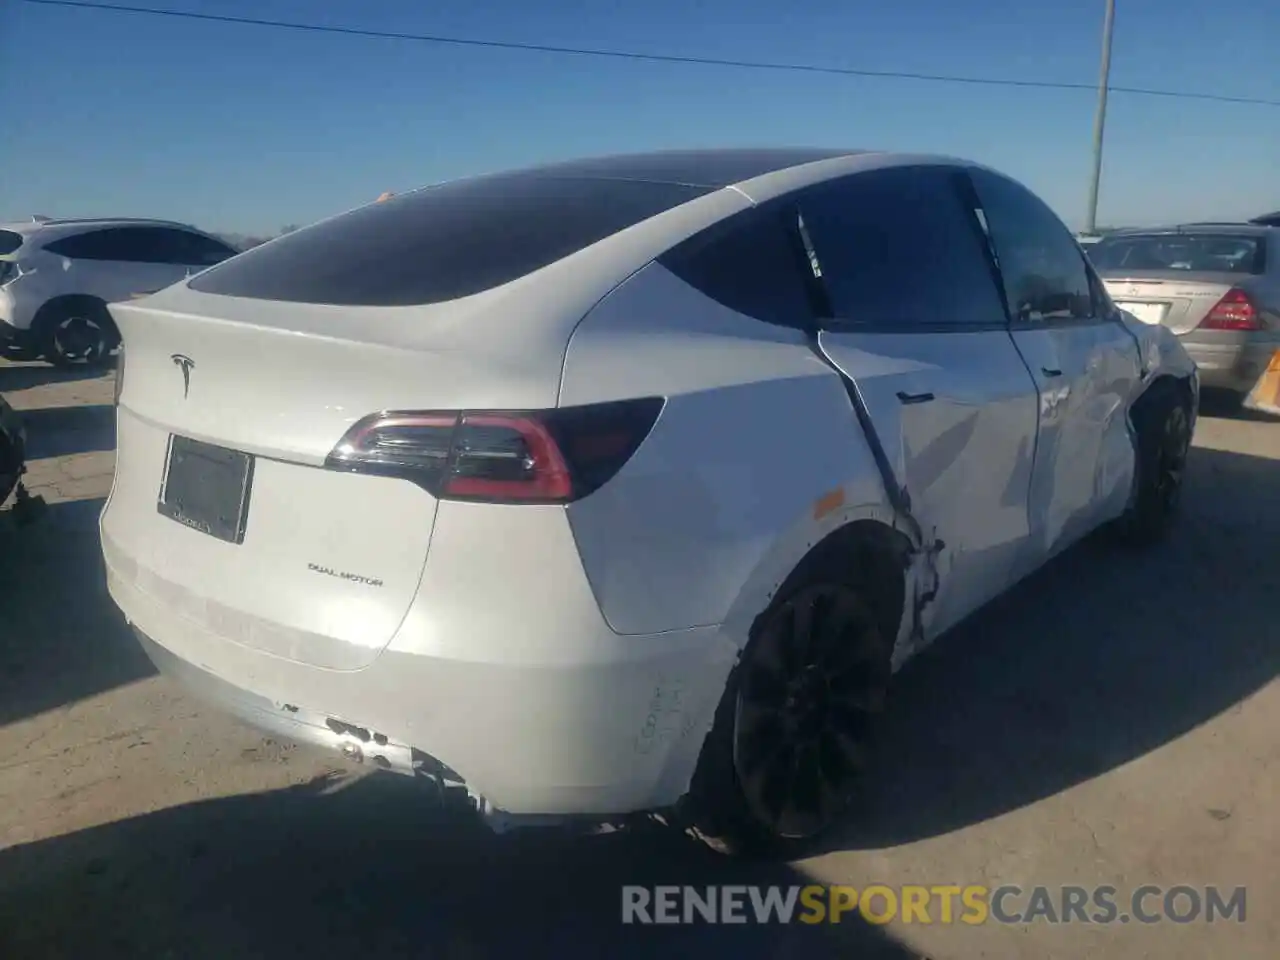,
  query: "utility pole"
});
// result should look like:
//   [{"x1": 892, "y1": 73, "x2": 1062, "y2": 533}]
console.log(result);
[{"x1": 1084, "y1": 0, "x2": 1117, "y2": 236}]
